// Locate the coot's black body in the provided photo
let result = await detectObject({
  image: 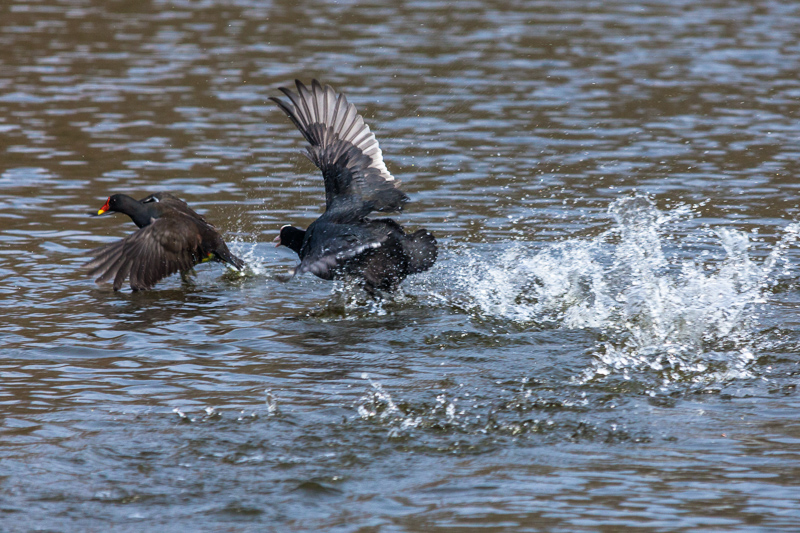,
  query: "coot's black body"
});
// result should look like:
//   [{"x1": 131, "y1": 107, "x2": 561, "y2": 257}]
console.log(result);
[
  {"x1": 271, "y1": 80, "x2": 437, "y2": 294},
  {"x1": 85, "y1": 192, "x2": 244, "y2": 291}
]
